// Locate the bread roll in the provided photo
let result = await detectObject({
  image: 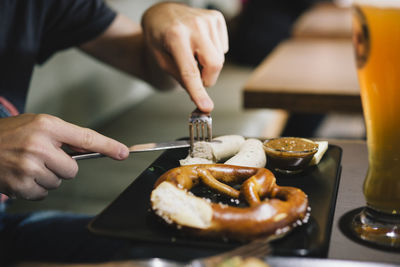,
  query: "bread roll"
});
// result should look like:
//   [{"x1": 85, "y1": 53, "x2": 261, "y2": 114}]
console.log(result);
[
  {"x1": 309, "y1": 141, "x2": 329, "y2": 165},
  {"x1": 151, "y1": 181, "x2": 213, "y2": 229}
]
